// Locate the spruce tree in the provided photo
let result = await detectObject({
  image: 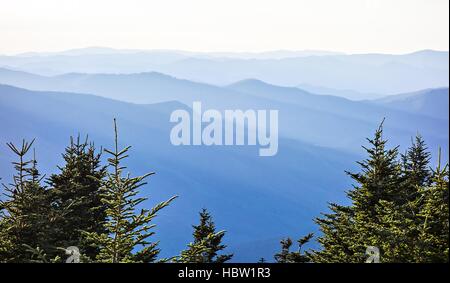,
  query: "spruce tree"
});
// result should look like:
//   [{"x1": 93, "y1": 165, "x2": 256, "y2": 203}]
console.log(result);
[
  {"x1": 46, "y1": 135, "x2": 106, "y2": 259},
  {"x1": 310, "y1": 203, "x2": 357, "y2": 262},
  {"x1": 0, "y1": 207, "x2": 14, "y2": 263},
  {"x1": 402, "y1": 135, "x2": 432, "y2": 186},
  {"x1": 370, "y1": 137, "x2": 446, "y2": 262},
  {"x1": 178, "y1": 208, "x2": 233, "y2": 263},
  {"x1": 83, "y1": 119, "x2": 177, "y2": 263},
  {"x1": 311, "y1": 121, "x2": 403, "y2": 262},
  {"x1": 0, "y1": 140, "x2": 54, "y2": 262},
  {"x1": 274, "y1": 234, "x2": 313, "y2": 263},
  {"x1": 173, "y1": 239, "x2": 210, "y2": 263},
  {"x1": 311, "y1": 122, "x2": 448, "y2": 262},
  {"x1": 387, "y1": 135, "x2": 434, "y2": 262},
  {"x1": 415, "y1": 149, "x2": 449, "y2": 262},
  {"x1": 401, "y1": 134, "x2": 432, "y2": 204}
]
